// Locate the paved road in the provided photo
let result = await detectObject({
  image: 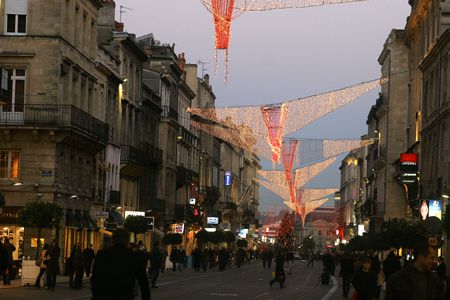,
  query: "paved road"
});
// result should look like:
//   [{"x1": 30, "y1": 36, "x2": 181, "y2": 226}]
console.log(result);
[{"x1": 0, "y1": 261, "x2": 340, "y2": 300}]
